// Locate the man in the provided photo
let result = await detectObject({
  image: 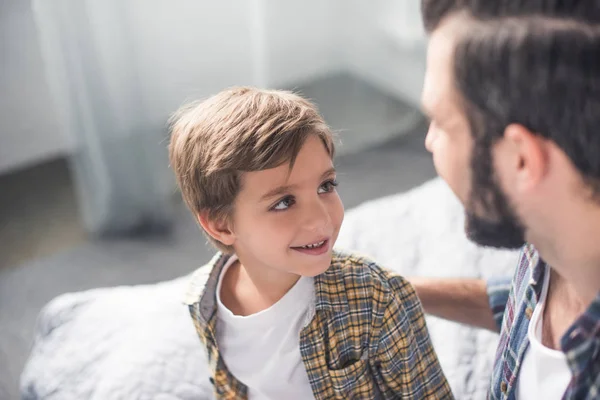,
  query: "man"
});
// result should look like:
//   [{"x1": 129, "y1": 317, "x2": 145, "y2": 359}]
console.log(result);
[{"x1": 413, "y1": 1, "x2": 600, "y2": 398}]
